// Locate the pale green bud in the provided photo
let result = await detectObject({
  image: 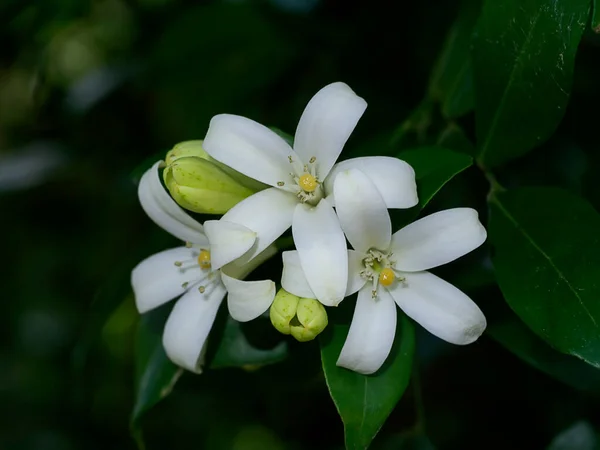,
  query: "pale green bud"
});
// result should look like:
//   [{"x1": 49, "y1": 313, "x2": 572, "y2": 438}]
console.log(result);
[
  {"x1": 163, "y1": 156, "x2": 255, "y2": 214},
  {"x1": 269, "y1": 289, "x2": 300, "y2": 335},
  {"x1": 165, "y1": 140, "x2": 266, "y2": 192},
  {"x1": 290, "y1": 298, "x2": 328, "y2": 342}
]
